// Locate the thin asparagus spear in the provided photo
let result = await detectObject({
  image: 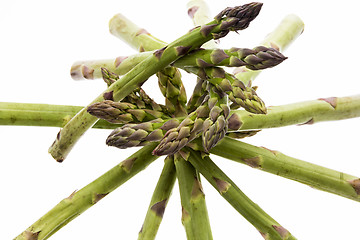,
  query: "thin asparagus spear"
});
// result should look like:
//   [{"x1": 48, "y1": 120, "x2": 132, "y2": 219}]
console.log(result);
[
  {"x1": 2, "y1": 95, "x2": 360, "y2": 130},
  {"x1": 234, "y1": 14, "x2": 304, "y2": 86},
  {"x1": 187, "y1": 149, "x2": 296, "y2": 240},
  {"x1": 174, "y1": 153, "x2": 213, "y2": 240},
  {"x1": 210, "y1": 137, "x2": 360, "y2": 202},
  {"x1": 15, "y1": 143, "x2": 159, "y2": 240},
  {"x1": 49, "y1": 3, "x2": 263, "y2": 162},
  {"x1": 138, "y1": 156, "x2": 177, "y2": 240}
]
